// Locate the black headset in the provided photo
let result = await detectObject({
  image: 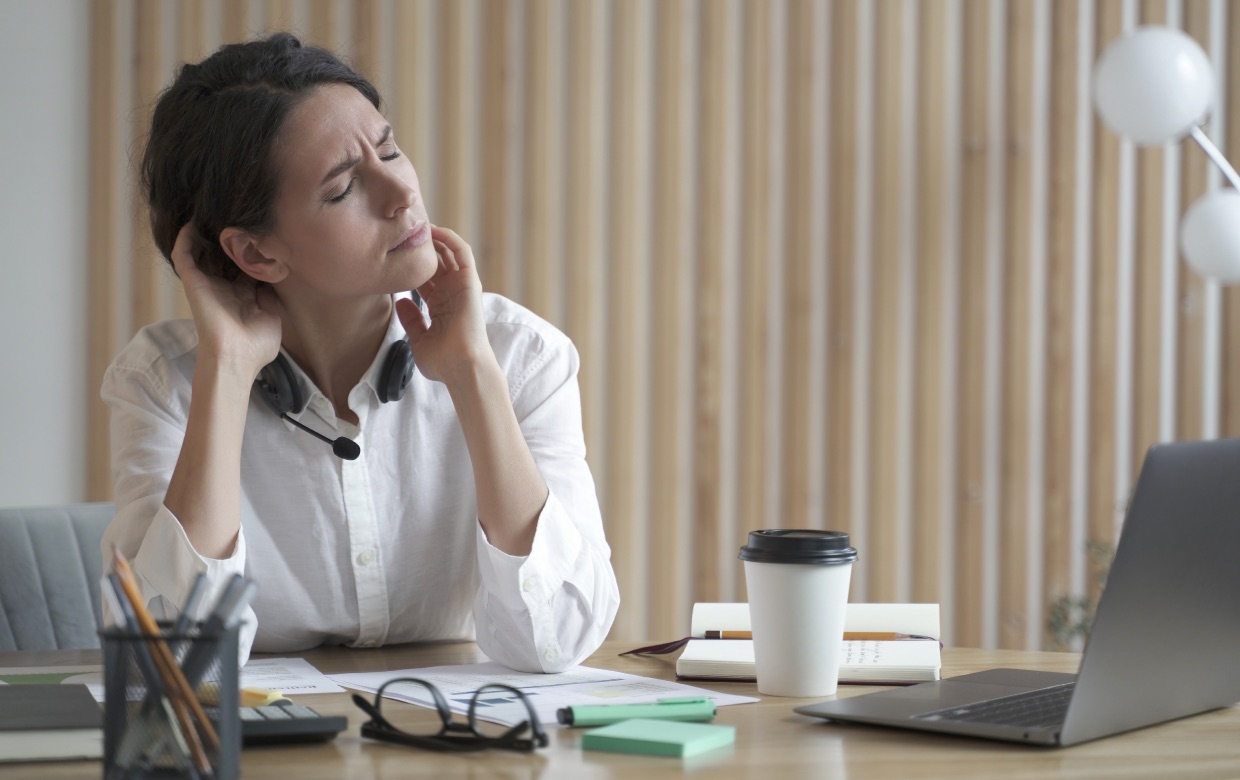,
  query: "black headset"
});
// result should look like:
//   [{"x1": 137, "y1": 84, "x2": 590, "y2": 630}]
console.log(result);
[{"x1": 252, "y1": 293, "x2": 420, "y2": 460}]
